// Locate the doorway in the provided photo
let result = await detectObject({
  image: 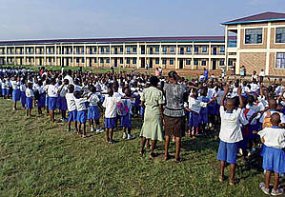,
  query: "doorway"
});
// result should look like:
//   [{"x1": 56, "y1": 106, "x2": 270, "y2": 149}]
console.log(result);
[
  {"x1": 212, "y1": 60, "x2": 217, "y2": 70},
  {"x1": 179, "y1": 59, "x2": 183, "y2": 69},
  {"x1": 141, "y1": 58, "x2": 145, "y2": 68}
]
